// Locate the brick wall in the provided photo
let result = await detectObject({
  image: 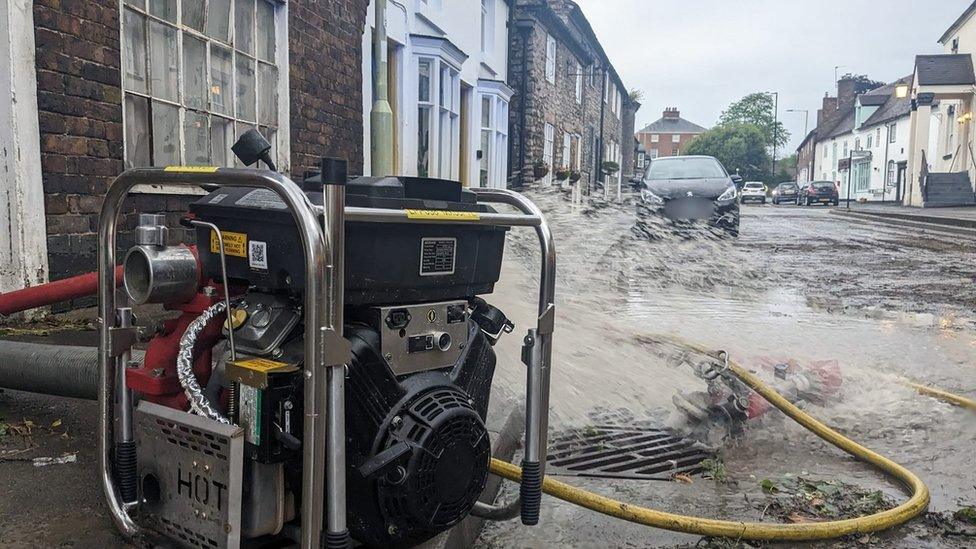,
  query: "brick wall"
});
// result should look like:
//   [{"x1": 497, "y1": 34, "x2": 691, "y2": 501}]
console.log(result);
[
  {"x1": 636, "y1": 132, "x2": 701, "y2": 158},
  {"x1": 508, "y1": 1, "x2": 627, "y2": 192},
  {"x1": 31, "y1": 0, "x2": 367, "y2": 307},
  {"x1": 288, "y1": 0, "x2": 369, "y2": 178}
]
